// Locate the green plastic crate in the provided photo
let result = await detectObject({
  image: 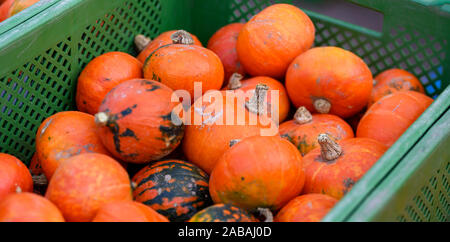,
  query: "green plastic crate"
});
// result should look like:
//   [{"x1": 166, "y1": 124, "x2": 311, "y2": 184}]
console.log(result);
[{"x1": 0, "y1": 0, "x2": 448, "y2": 221}]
